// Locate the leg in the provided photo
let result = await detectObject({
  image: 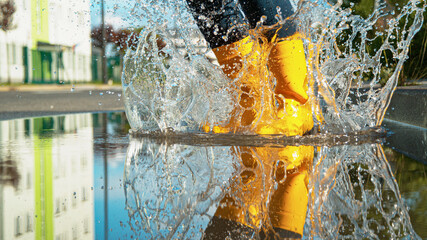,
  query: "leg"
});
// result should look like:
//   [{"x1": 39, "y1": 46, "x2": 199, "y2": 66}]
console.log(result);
[{"x1": 186, "y1": 0, "x2": 312, "y2": 133}]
